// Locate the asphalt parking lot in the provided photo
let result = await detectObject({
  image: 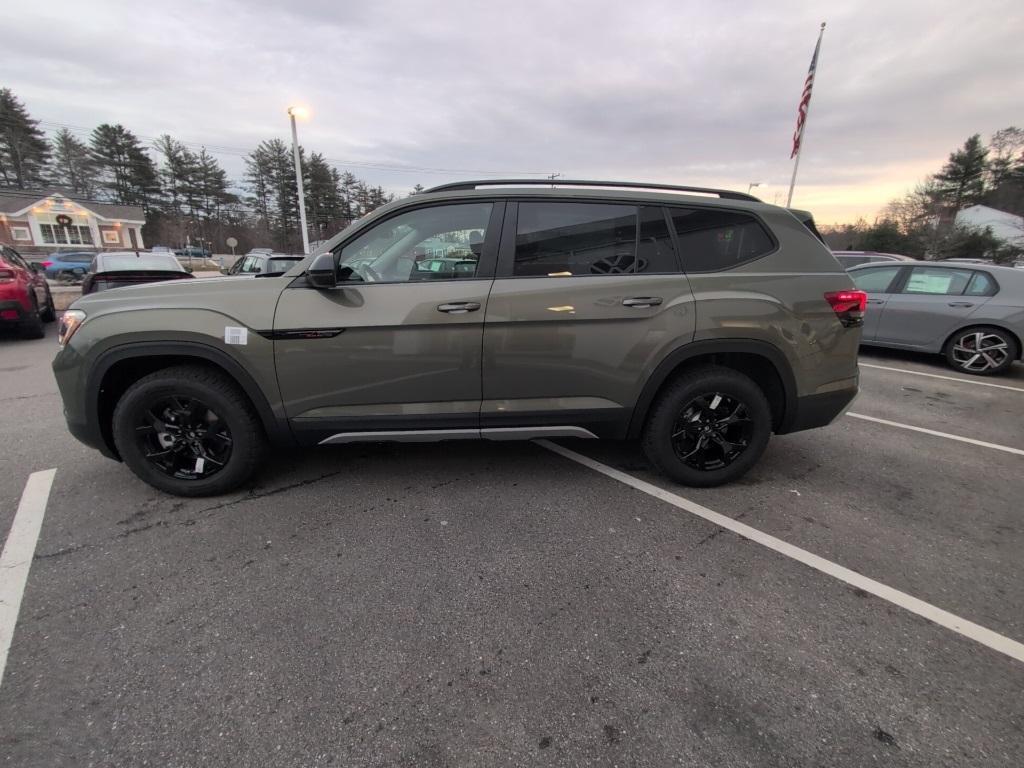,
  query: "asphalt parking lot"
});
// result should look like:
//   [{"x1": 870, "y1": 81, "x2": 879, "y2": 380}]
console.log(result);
[{"x1": 1, "y1": 326, "x2": 1023, "y2": 767}]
